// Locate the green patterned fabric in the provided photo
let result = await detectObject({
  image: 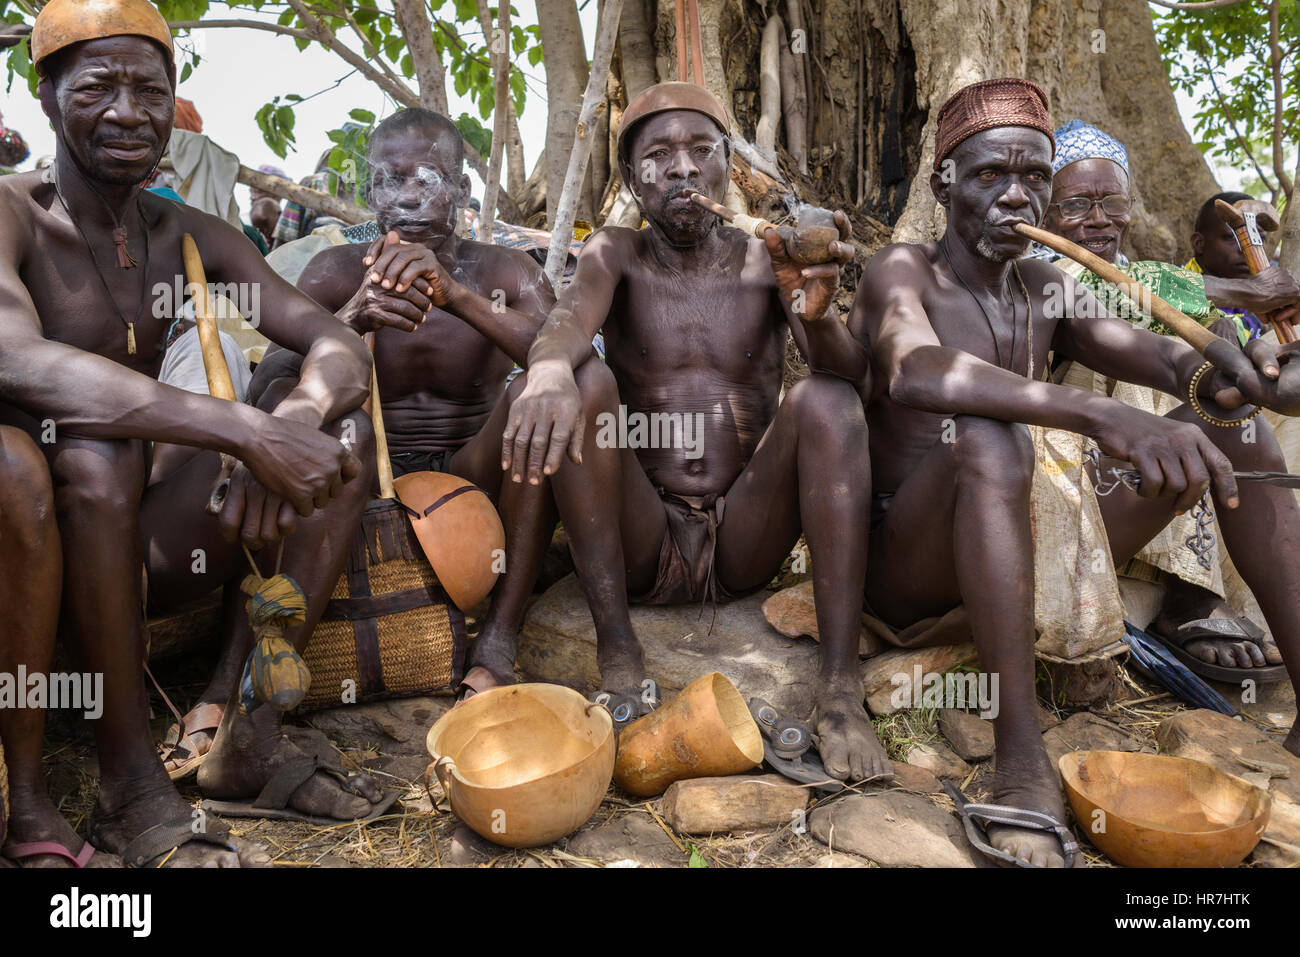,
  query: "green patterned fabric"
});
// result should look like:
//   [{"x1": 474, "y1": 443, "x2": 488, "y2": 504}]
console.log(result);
[{"x1": 1070, "y1": 259, "x2": 1229, "y2": 337}]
